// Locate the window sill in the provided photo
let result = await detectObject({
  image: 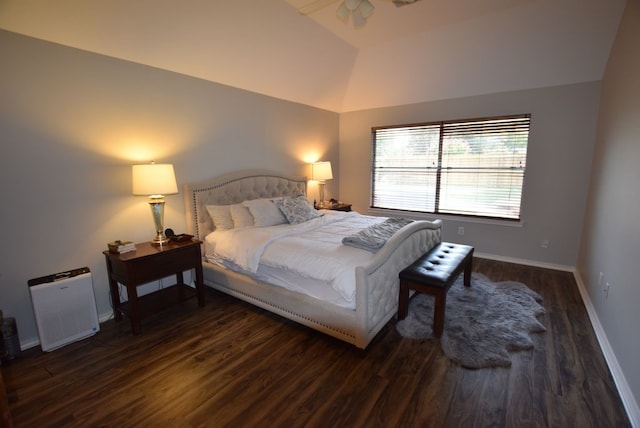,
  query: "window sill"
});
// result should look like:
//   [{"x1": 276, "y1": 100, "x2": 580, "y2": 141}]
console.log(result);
[{"x1": 366, "y1": 207, "x2": 525, "y2": 228}]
